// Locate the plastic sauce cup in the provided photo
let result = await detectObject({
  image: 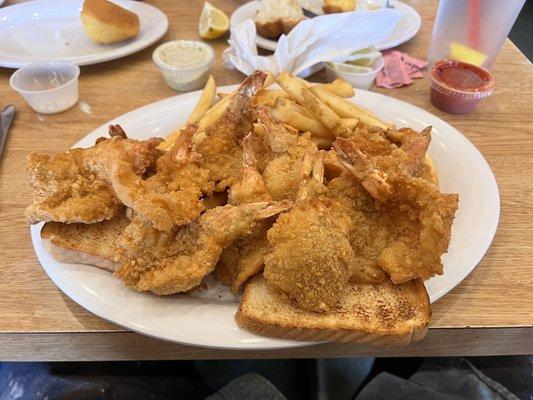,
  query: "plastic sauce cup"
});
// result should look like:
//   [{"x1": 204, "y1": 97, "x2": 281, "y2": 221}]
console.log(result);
[
  {"x1": 153, "y1": 40, "x2": 215, "y2": 92},
  {"x1": 10, "y1": 61, "x2": 80, "y2": 114},
  {"x1": 429, "y1": 60, "x2": 494, "y2": 114},
  {"x1": 325, "y1": 57, "x2": 384, "y2": 90}
]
